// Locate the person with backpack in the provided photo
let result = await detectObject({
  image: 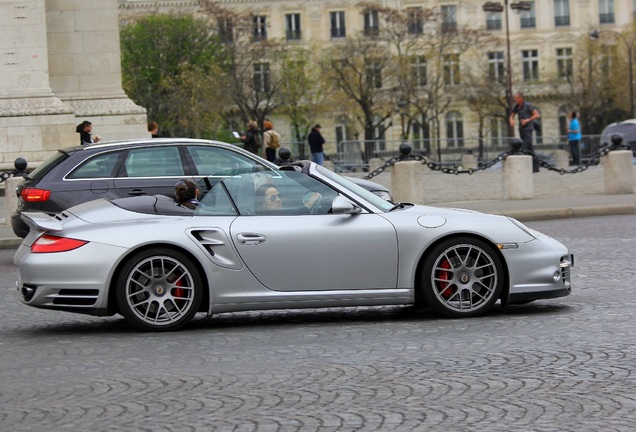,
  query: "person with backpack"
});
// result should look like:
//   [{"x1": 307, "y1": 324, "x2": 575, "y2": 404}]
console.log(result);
[{"x1": 262, "y1": 120, "x2": 281, "y2": 162}]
